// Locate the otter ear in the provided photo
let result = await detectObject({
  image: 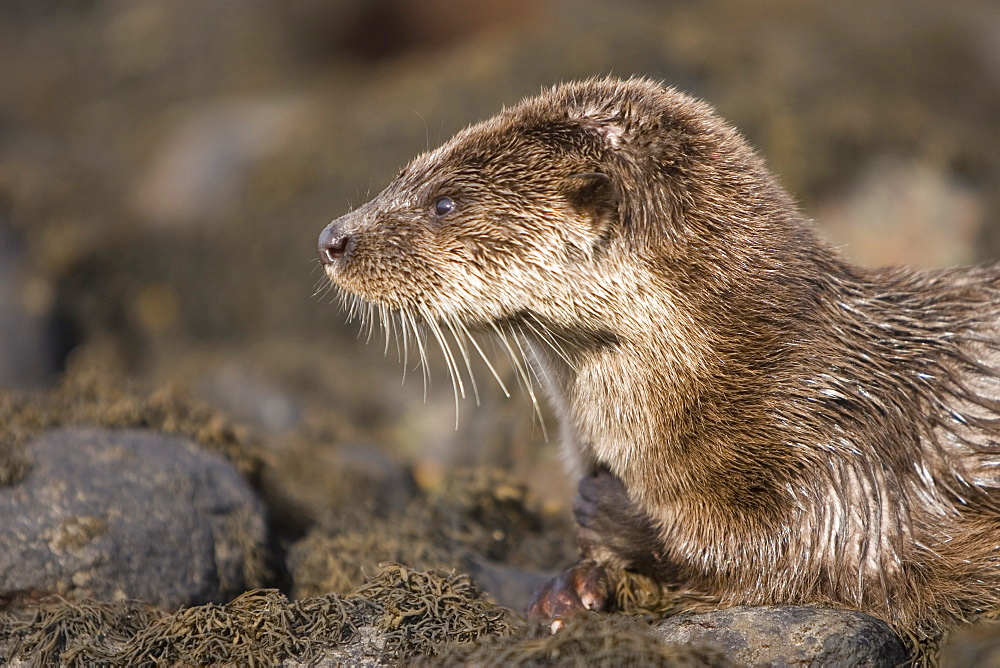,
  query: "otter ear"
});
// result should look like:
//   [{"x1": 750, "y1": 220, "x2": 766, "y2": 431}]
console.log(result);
[
  {"x1": 563, "y1": 172, "x2": 614, "y2": 209},
  {"x1": 587, "y1": 121, "x2": 626, "y2": 149},
  {"x1": 567, "y1": 102, "x2": 629, "y2": 149},
  {"x1": 562, "y1": 172, "x2": 618, "y2": 234}
]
